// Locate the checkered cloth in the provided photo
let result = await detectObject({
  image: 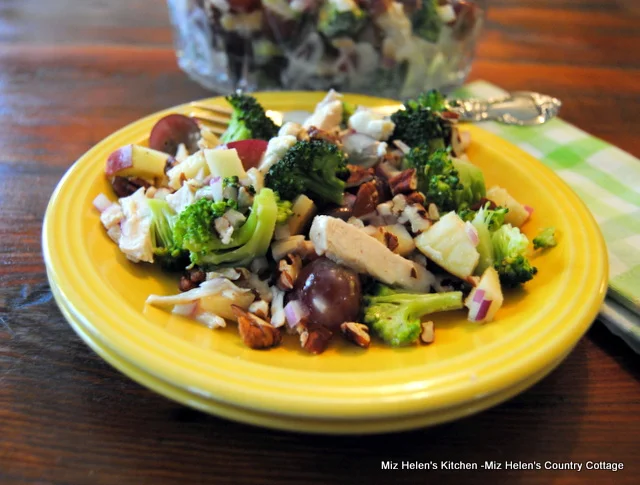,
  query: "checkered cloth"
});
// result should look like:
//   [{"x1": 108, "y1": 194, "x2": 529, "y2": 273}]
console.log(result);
[{"x1": 456, "y1": 81, "x2": 640, "y2": 350}]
